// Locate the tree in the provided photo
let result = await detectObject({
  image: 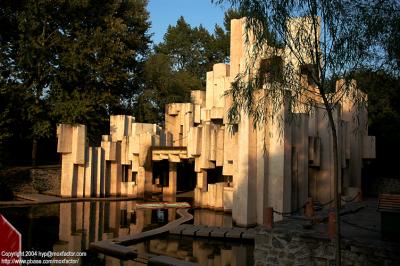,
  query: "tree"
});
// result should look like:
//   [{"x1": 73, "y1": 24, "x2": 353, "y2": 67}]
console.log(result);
[
  {"x1": 0, "y1": 0, "x2": 151, "y2": 164},
  {"x1": 214, "y1": 0, "x2": 398, "y2": 264},
  {"x1": 155, "y1": 15, "x2": 232, "y2": 87},
  {"x1": 141, "y1": 12, "x2": 237, "y2": 122},
  {"x1": 354, "y1": 69, "x2": 400, "y2": 181},
  {"x1": 139, "y1": 53, "x2": 201, "y2": 123}
]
